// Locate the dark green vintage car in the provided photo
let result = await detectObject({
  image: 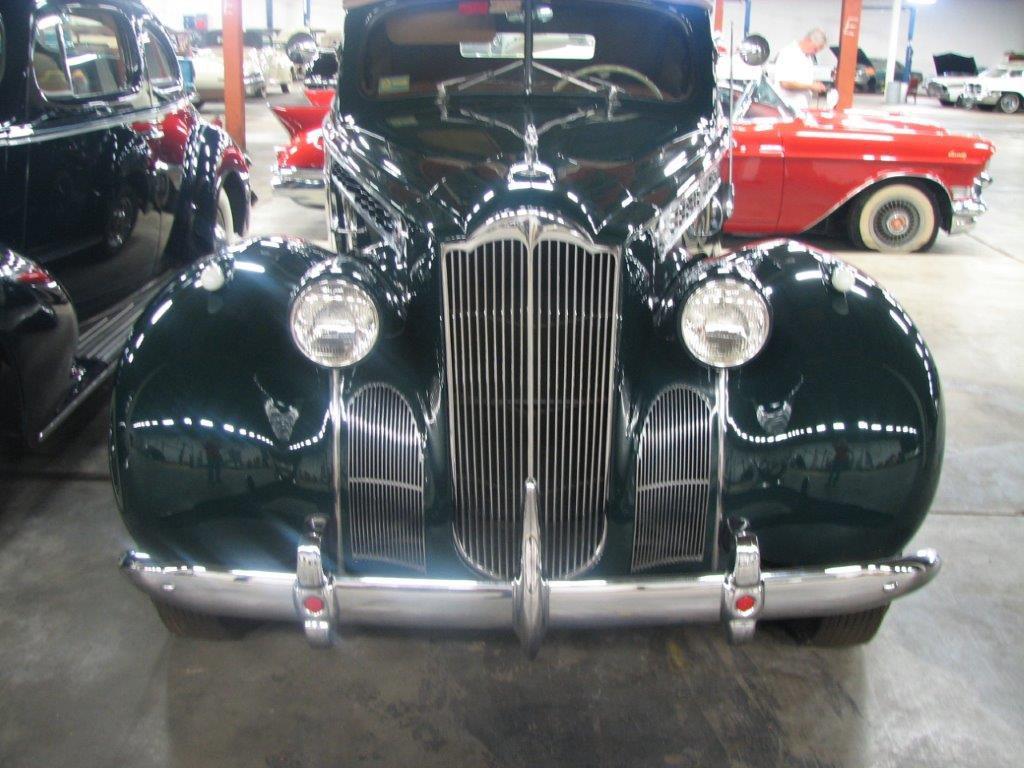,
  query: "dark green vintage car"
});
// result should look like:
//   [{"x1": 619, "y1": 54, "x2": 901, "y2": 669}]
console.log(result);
[{"x1": 114, "y1": 0, "x2": 941, "y2": 655}]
